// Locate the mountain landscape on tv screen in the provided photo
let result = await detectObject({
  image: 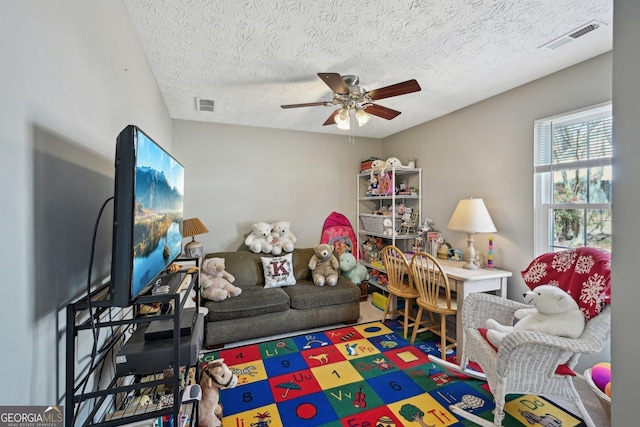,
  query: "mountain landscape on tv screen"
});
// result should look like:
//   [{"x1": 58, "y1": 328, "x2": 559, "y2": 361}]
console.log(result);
[{"x1": 133, "y1": 166, "x2": 183, "y2": 259}]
